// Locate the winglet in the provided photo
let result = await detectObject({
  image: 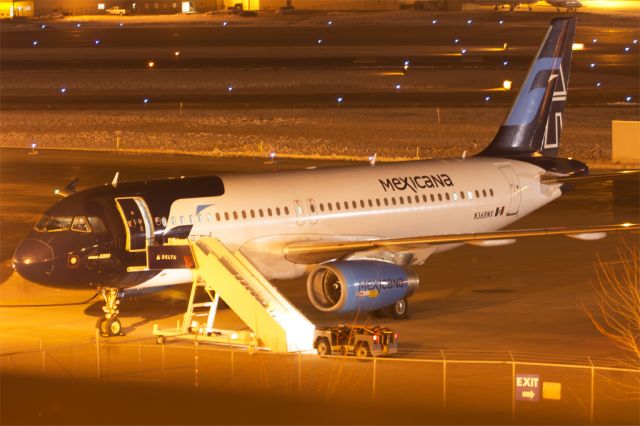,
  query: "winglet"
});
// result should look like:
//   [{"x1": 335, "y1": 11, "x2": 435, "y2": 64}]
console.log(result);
[
  {"x1": 112, "y1": 171, "x2": 120, "y2": 188},
  {"x1": 54, "y1": 178, "x2": 79, "y2": 198}
]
